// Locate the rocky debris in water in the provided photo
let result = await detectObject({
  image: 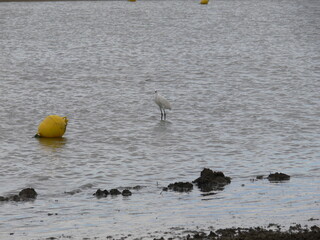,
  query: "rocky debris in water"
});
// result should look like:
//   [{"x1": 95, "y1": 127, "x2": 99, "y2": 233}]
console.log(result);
[
  {"x1": 19, "y1": 188, "x2": 37, "y2": 200},
  {"x1": 256, "y1": 175, "x2": 264, "y2": 180},
  {"x1": 193, "y1": 168, "x2": 231, "y2": 192},
  {"x1": 47, "y1": 213, "x2": 58, "y2": 216},
  {"x1": 0, "y1": 196, "x2": 9, "y2": 201},
  {"x1": 183, "y1": 224, "x2": 320, "y2": 240},
  {"x1": 64, "y1": 189, "x2": 82, "y2": 195},
  {"x1": 0, "y1": 188, "x2": 37, "y2": 202},
  {"x1": 127, "y1": 185, "x2": 143, "y2": 190},
  {"x1": 93, "y1": 189, "x2": 109, "y2": 198},
  {"x1": 201, "y1": 192, "x2": 217, "y2": 197},
  {"x1": 122, "y1": 189, "x2": 132, "y2": 196},
  {"x1": 94, "y1": 188, "x2": 132, "y2": 197},
  {"x1": 267, "y1": 223, "x2": 282, "y2": 230},
  {"x1": 167, "y1": 182, "x2": 193, "y2": 192},
  {"x1": 250, "y1": 175, "x2": 265, "y2": 182},
  {"x1": 51, "y1": 224, "x2": 320, "y2": 240},
  {"x1": 110, "y1": 189, "x2": 122, "y2": 195},
  {"x1": 267, "y1": 172, "x2": 290, "y2": 182}
]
